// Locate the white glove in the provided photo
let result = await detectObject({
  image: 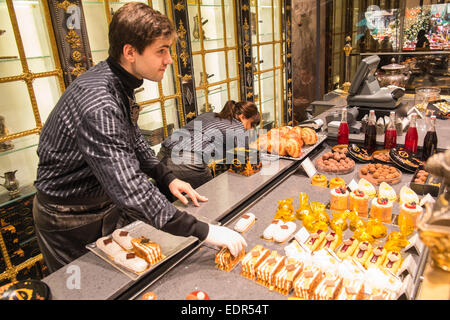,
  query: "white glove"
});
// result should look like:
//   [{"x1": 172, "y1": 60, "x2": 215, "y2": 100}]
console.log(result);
[{"x1": 205, "y1": 224, "x2": 247, "y2": 257}]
